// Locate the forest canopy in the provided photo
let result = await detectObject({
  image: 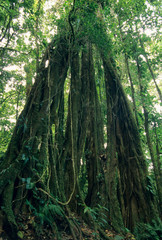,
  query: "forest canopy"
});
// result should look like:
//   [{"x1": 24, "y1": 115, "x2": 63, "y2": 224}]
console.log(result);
[{"x1": 0, "y1": 0, "x2": 161, "y2": 239}]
